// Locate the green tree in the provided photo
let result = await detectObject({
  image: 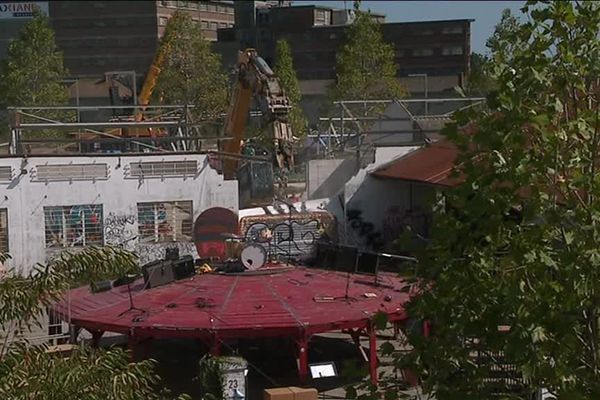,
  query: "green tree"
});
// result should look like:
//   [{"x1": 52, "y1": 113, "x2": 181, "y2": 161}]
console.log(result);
[
  {"x1": 0, "y1": 11, "x2": 69, "y2": 141},
  {"x1": 274, "y1": 38, "x2": 307, "y2": 137},
  {"x1": 466, "y1": 52, "x2": 496, "y2": 95},
  {"x1": 330, "y1": 9, "x2": 403, "y2": 102},
  {"x1": 154, "y1": 11, "x2": 228, "y2": 121},
  {"x1": 0, "y1": 11, "x2": 69, "y2": 108},
  {"x1": 0, "y1": 247, "x2": 190, "y2": 399},
  {"x1": 386, "y1": 2, "x2": 600, "y2": 399},
  {"x1": 466, "y1": 10, "x2": 520, "y2": 96}
]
